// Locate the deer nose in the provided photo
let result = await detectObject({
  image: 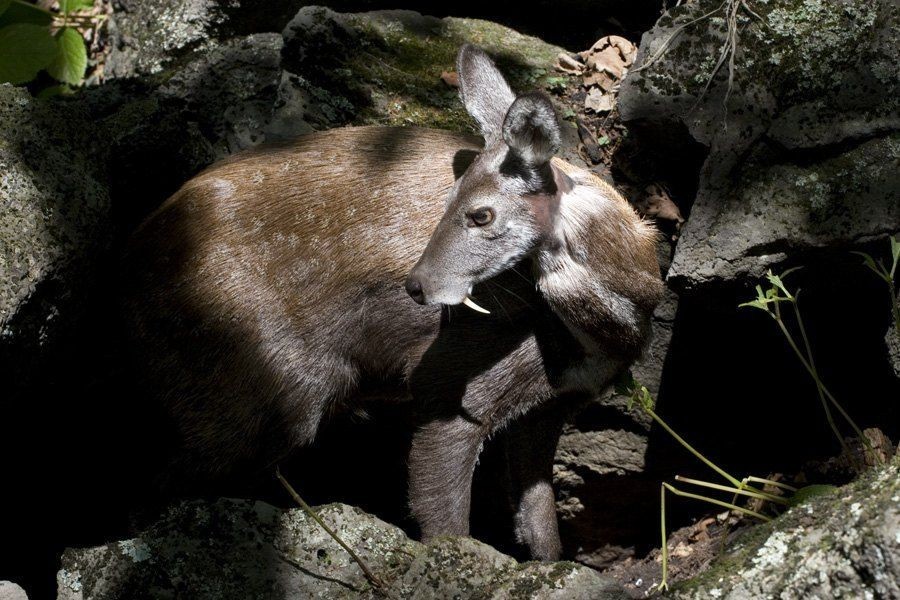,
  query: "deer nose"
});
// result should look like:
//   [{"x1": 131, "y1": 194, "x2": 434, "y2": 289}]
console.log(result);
[{"x1": 405, "y1": 276, "x2": 426, "y2": 304}]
